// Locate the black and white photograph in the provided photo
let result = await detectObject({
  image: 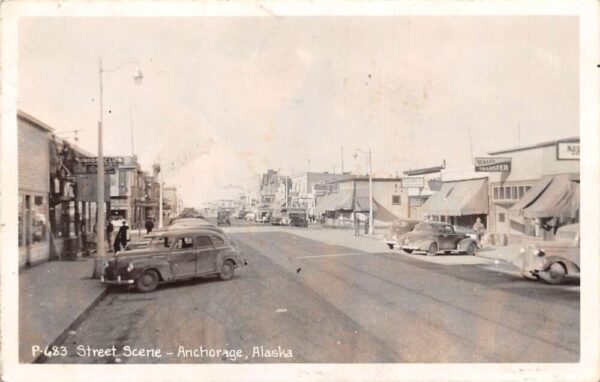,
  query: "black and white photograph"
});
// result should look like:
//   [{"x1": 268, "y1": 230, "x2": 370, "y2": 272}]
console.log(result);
[{"x1": 1, "y1": 1, "x2": 598, "y2": 381}]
